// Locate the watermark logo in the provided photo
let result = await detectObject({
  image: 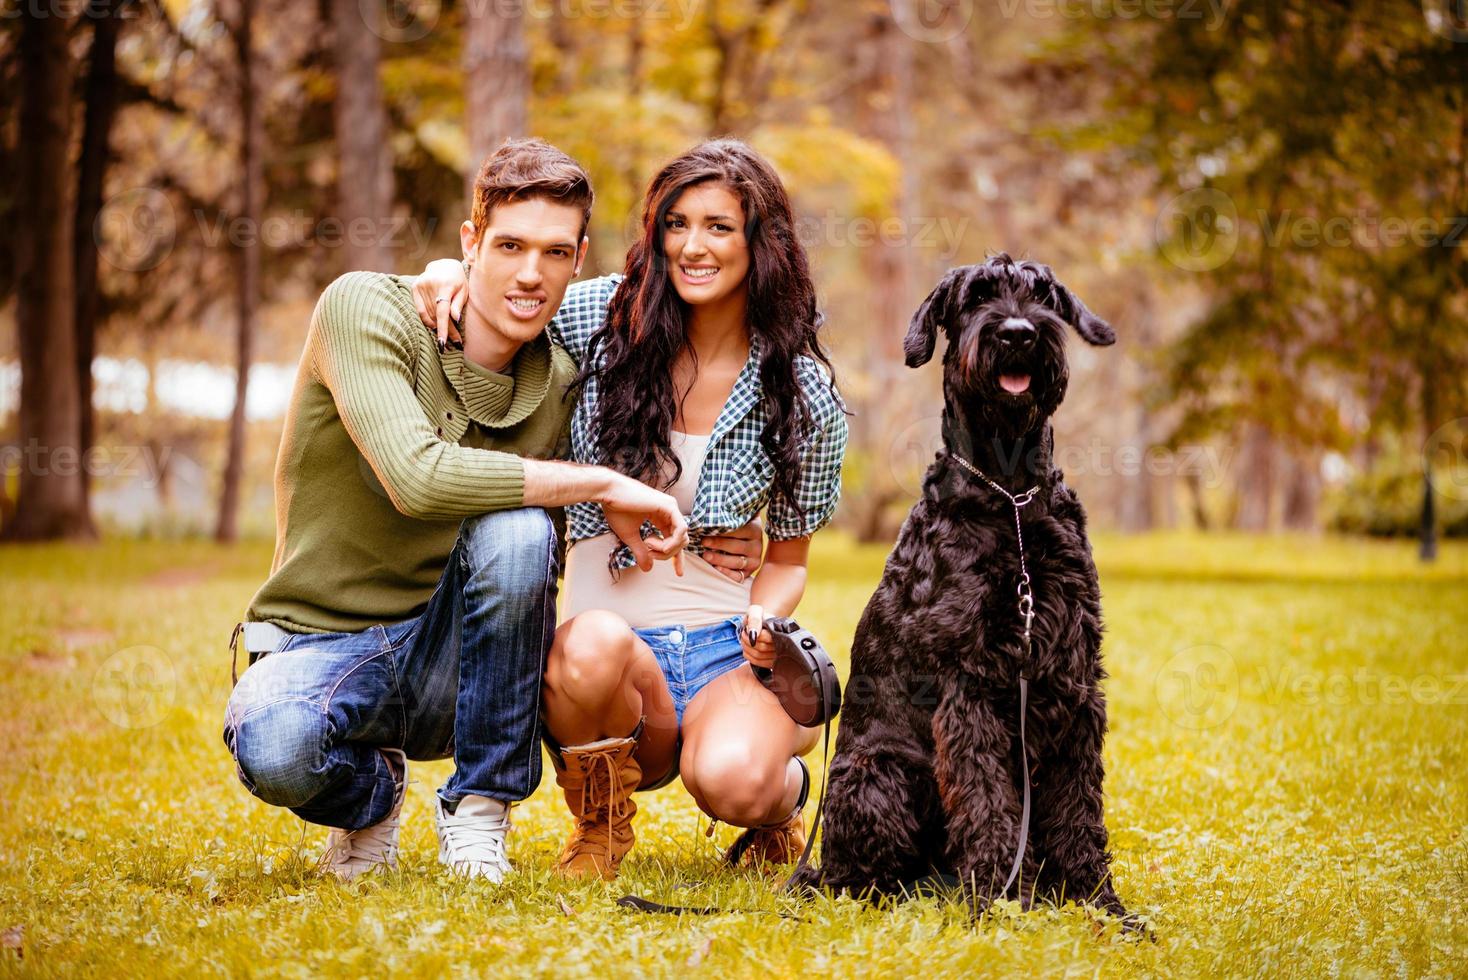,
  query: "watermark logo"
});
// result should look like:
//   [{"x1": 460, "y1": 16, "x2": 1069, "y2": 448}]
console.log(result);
[
  {"x1": 363, "y1": 0, "x2": 442, "y2": 42},
  {"x1": 1155, "y1": 643, "x2": 1238, "y2": 730},
  {"x1": 889, "y1": 414, "x2": 945, "y2": 496},
  {"x1": 1425, "y1": 417, "x2": 1468, "y2": 502},
  {"x1": 93, "y1": 645, "x2": 177, "y2": 729},
  {"x1": 95, "y1": 188, "x2": 176, "y2": 272},
  {"x1": 891, "y1": 0, "x2": 974, "y2": 42},
  {"x1": 1423, "y1": 0, "x2": 1468, "y2": 41},
  {"x1": 1157, "y1": 187, "x2": 1239, "y2": 272}
]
